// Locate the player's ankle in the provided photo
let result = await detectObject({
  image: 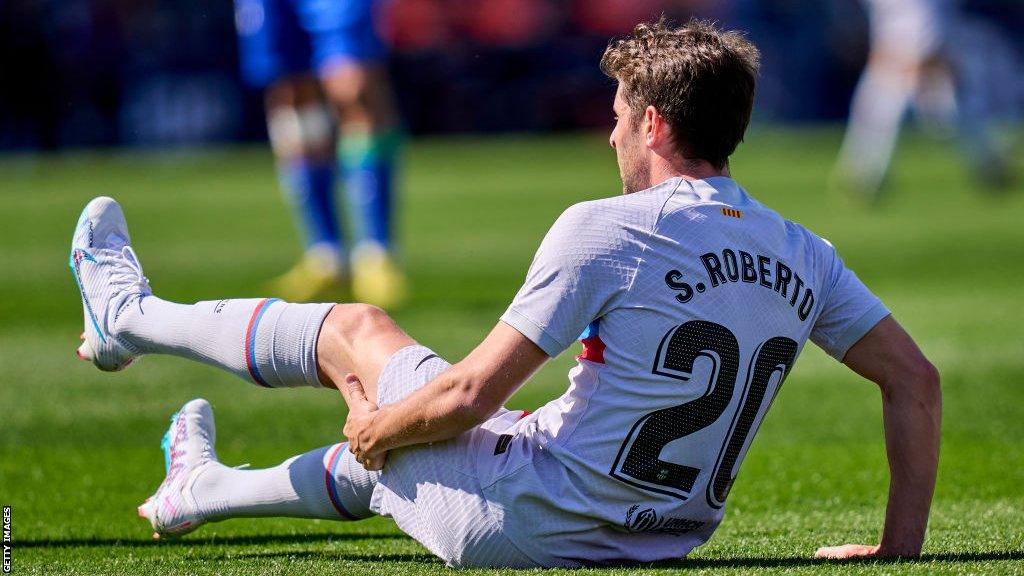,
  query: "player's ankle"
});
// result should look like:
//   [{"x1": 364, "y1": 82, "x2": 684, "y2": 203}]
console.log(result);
[
  {"x1": 189, "y1": 461, "x2": 230, "y2": 520},
  {"x1": 109, "y1": 295, "x2": 153, "y2": 352}
]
